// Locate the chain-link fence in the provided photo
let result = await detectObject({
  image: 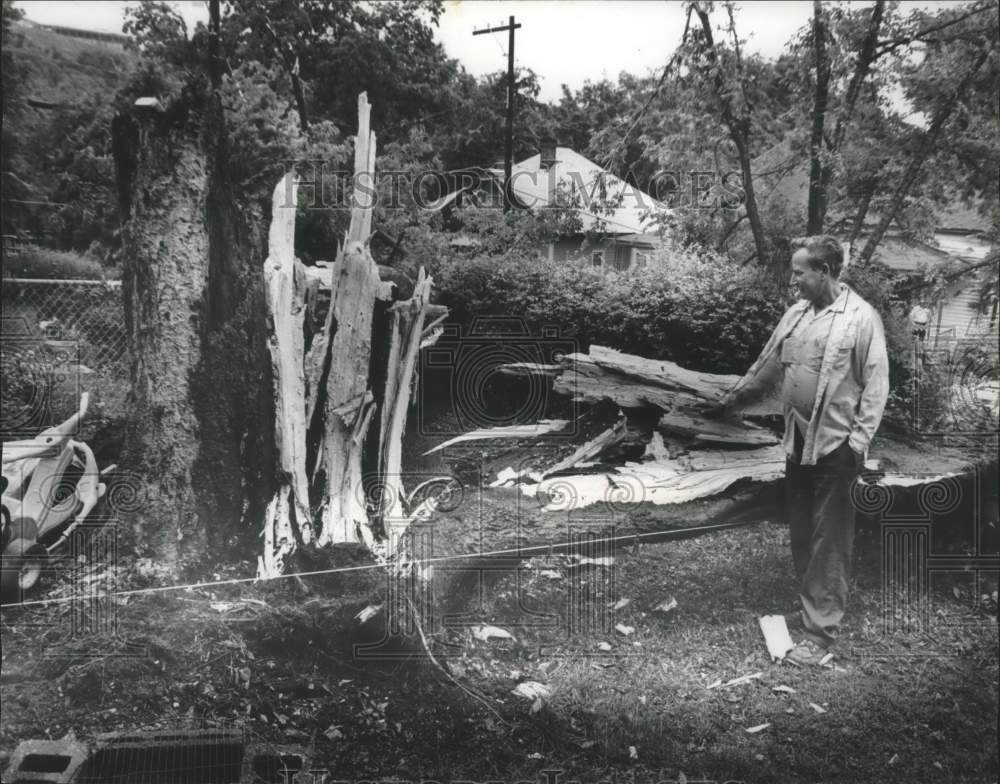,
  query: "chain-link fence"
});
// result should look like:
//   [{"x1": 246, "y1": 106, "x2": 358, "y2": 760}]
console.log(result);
[{"x1": 1, "y1": 278, "x2": 129, "y2": 438}]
